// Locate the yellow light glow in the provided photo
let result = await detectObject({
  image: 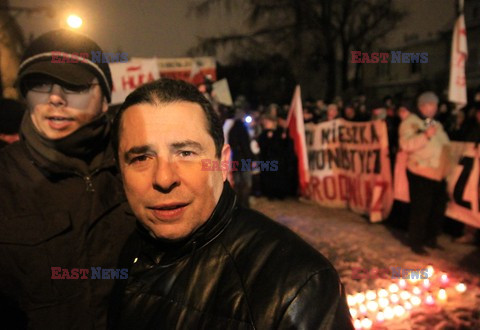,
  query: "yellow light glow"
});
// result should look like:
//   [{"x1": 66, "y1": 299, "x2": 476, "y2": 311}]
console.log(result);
[
  {"x1": 427, "y1": 265, "x2": 434, "y2": 277},
  {"x1": 390, "y1": 293, "x2": 400, "y2": 304},
  {"x1": 378, "y1": 297, "x2": 389, "y2": 308},
  {"x1": 349, "y1": 308, "x2": 358, "y2": 318},
  {"x1": 353, "y1": 319, "x2": 362, "y2": 329},
  {"x1": 67, "y1": 14, "x2": 83, "y2": 29},
  {"x1": 410, "y1": 296, "x2": 421, "y2": 306},
  {"x1": 347, "y1": 295, "x2": 356, "y2": 306},
  {"x1": 438, "y1": 289, "x2": 447, "y2": 301},
  {"x1": 394, "y1": 305, "x2": 406, "y2": 317},
  {"x1": 400, "y1": 291, "x2": 411, "y2": 300},
  {"x1": 384, "y1": 306, "x2": 394, "y2": 320},
  {"x1": 425, "y1": 295, "x2": 435, "y2": 305},
  {"x1": 412, "y1": 287, "x2": 421, "y2": 295},
  {"x1": 441, "y1": 274, "x2": 449, "y2": 284},
  {"x1": 455, "y1": 283, "x2": 467, "y2": 293},
  {"x1": 388, "y1": 283, "x2": 399, "y2": 293},
  {"x1": 361, "y1": 318, "x2": 373, "y2": 329},
  {"x1": 404, "y1": 301, "x2": 413, "y2": 310},
  {"x1": 366, "y1": 301, "x2": 378, "y2": 312},
  {"x1": 356, "y1": 293, "x2": 366, "y2": 304},
  {"x1": 423, "y1": 279, "x2": 431, "y2": 289},
  {"x1": 378, "y1": 289, "x2": 389, "y2": 298},
  {"x1": 366, "y1": 290, "x2": 376, "y2": 301},
  {"x1": 376, "y1": 311, "x2": 385, "y2": 322},
  {"x1": 398, "y1": 279, "x2": 407, "y2": 288},
  {"x1": 359, "y1": 304, "x2": 367, "y2": 315}
]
